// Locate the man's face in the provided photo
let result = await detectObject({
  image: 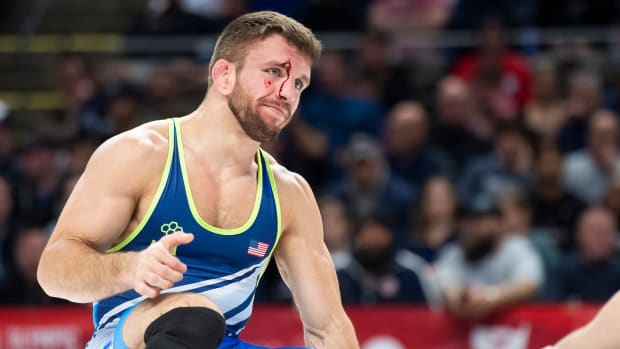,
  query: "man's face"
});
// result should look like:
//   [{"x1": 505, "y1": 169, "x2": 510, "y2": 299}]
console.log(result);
[
  {"x1": 459, "y1": 215, "x2": 501, "y2": 263},
  {"x1": 229, "y1": 35, "x2": 311, "y2": 143},
  {"x1": 535, "y1": 149, "x2": 562, "y2": 184},
  {"x1": 384, "y1": 103, "x2": 428, "y2": 155},
  {"x1": 577, "y1": 210, "x2": 617, "y2": 261}
]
